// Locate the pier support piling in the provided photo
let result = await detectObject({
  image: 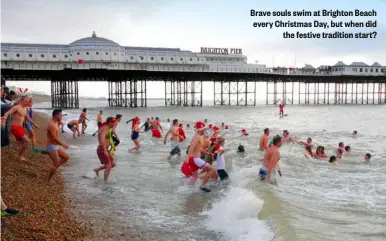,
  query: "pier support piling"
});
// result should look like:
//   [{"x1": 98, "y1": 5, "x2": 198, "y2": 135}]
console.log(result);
[
  {"x1": 51, "y1": 79, "x2": 79, "y2": 109},
  {"x1": 214, "y1": 80, "x2": 256, "y2": 106},
  {"x1": 108, "y1": 78, "x2": 147, "y2": 107},
  {"x1": 165, "y1": 79, "x2": 202, "y2": 106},
  {"x1": 266, "y1": 80, "x2": 294, "y2": 105}
]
